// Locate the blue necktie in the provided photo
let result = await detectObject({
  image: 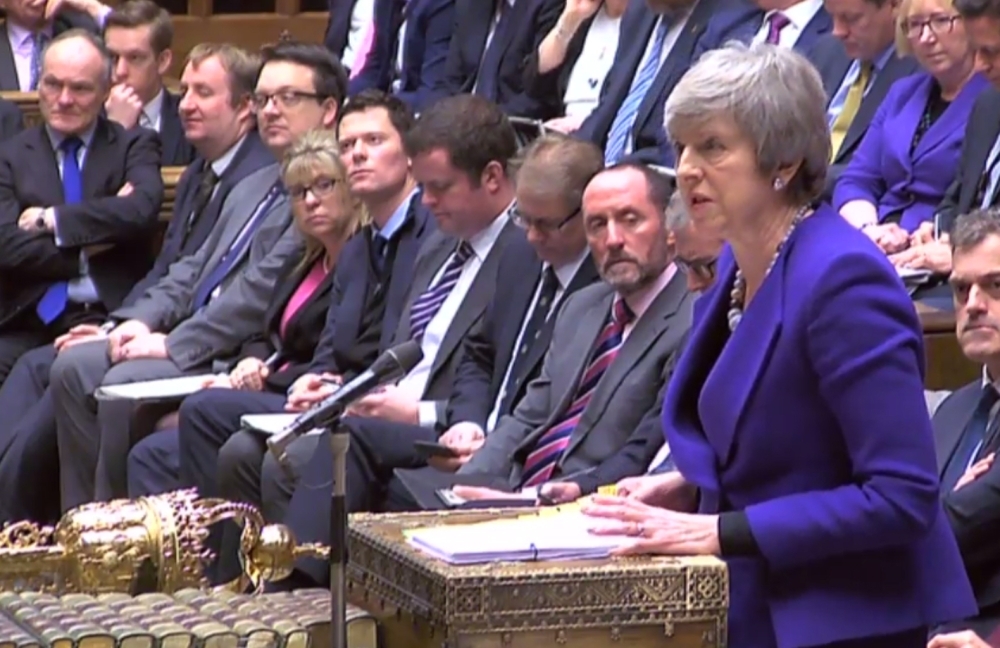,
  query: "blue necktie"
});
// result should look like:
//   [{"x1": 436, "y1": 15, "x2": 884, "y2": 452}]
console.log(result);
[
  {"x1": 604, "y1": 19, "x2": 670, "y2": 164},
  {"x1": 28, "y1": 32, "x2": 47, "y2": 91},
  {"x1": 191, "y1": 181, "x2": 284, "y2": 309},
  {"x1": 36, "y1": 136, "x2": 83, "y2": 325},
  {"x1": 408, "y1": 241, "x2": 474, "y2": 342},
  {"x1": 474, "y1": 0, "x2": 514, "y2": 101},
  {"x1": 941, "y1": 386, "x2": 1000, "y2": 493}
]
